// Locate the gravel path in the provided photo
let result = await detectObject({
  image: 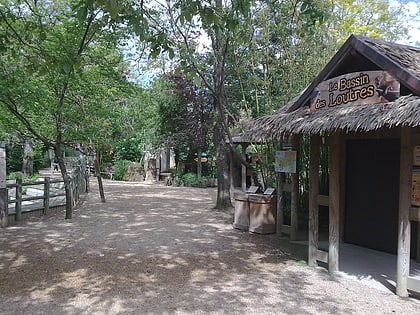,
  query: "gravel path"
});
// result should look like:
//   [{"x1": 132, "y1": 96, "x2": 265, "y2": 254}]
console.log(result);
[{"x1": 0, "y1": 180, "x2": 419, "y2": 314}]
